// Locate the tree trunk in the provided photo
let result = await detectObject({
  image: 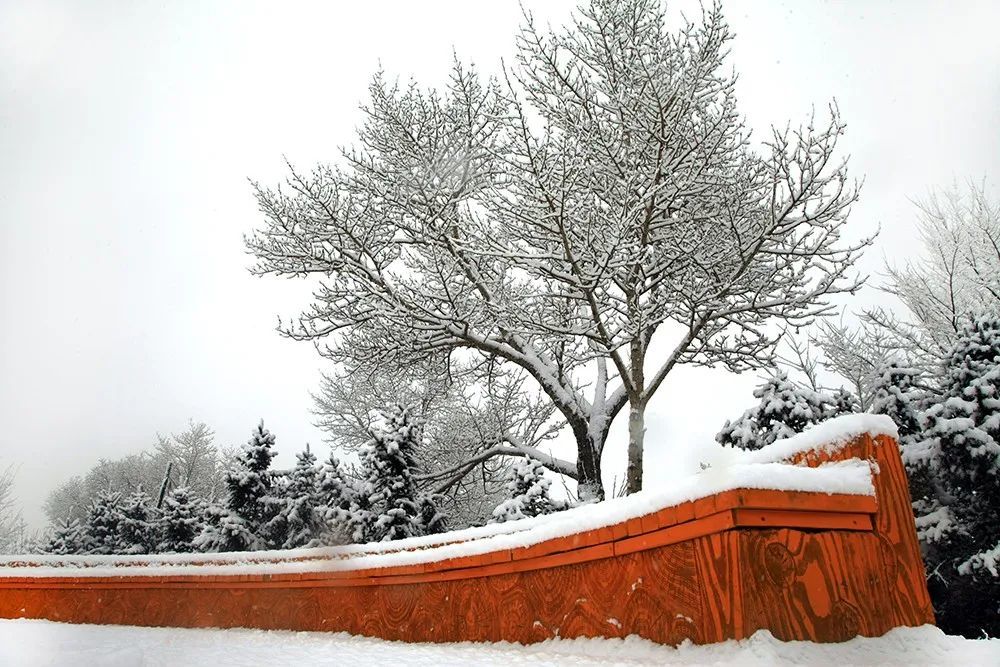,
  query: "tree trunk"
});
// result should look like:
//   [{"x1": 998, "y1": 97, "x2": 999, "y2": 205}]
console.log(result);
[
  {"x1": 626, "y1": 400, "x2": 646, "y2": 494},
  {"x1": 156, "y1": 461, "x2": 173, "y2": 509},
  {"x1": 573, "y1": 427, "x2": 605, "y2": 502}
]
